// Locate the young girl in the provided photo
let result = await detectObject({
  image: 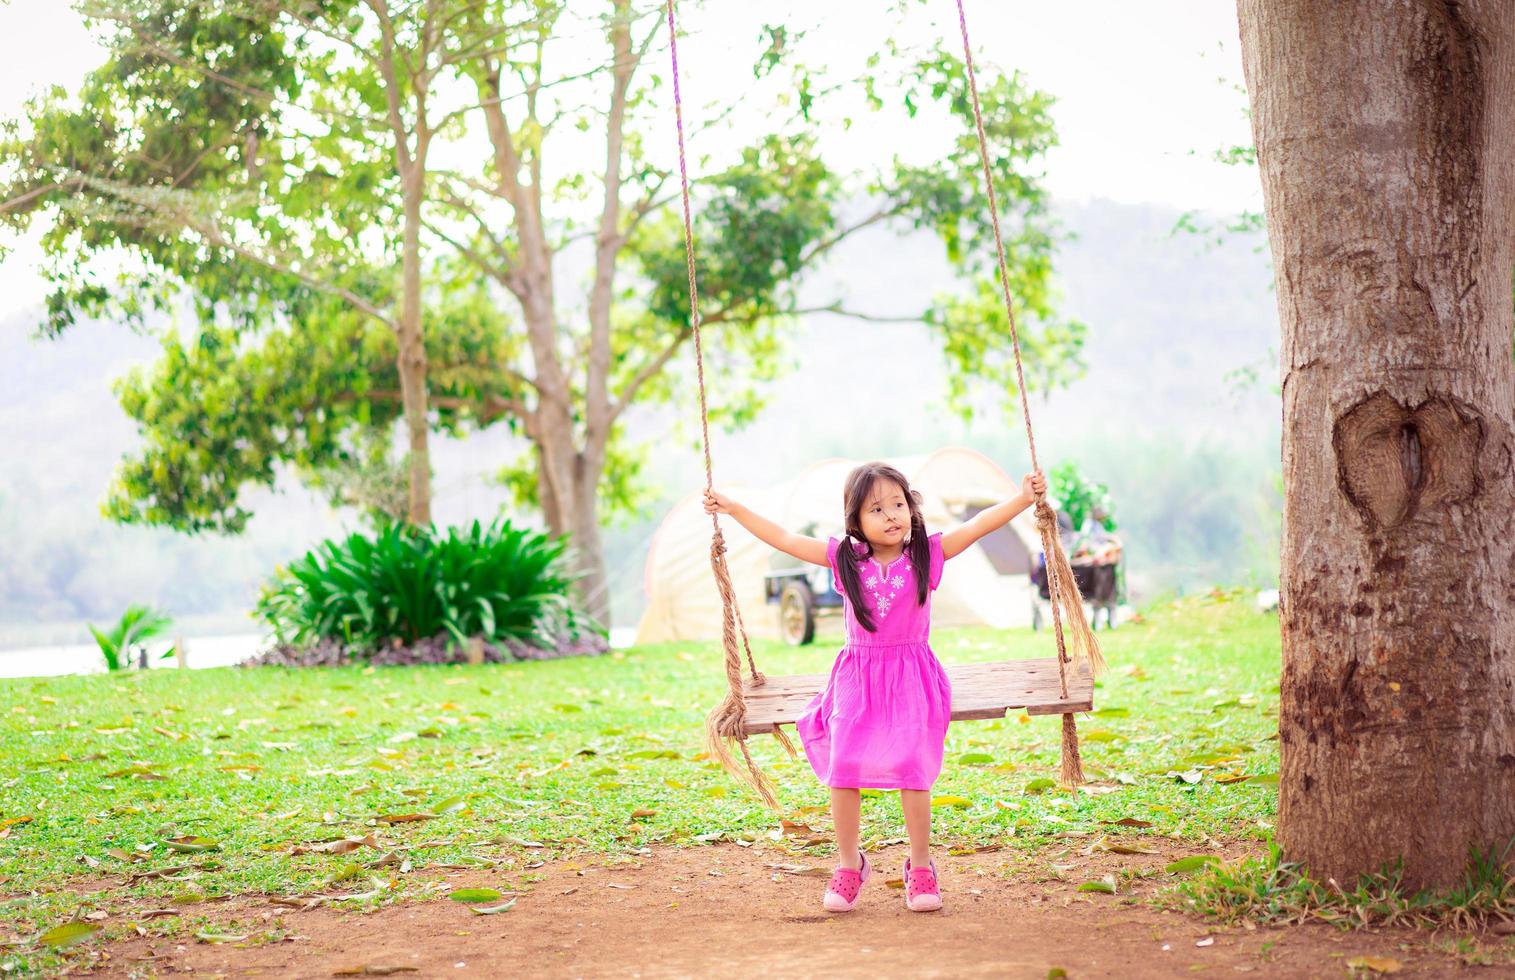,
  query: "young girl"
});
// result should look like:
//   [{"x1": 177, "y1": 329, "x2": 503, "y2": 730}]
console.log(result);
[{"x1": 703, "y1": 461, "x2": 1046, "y2": 913}]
